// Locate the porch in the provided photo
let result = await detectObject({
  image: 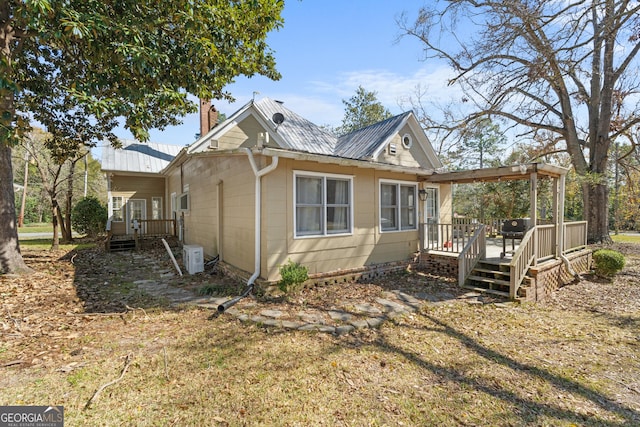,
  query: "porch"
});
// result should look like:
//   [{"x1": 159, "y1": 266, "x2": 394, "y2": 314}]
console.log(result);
[
  {"x1": 106, "y1": 219, "x2": 177, "y2": 252},
  {"x1": 418, "y1": 221, "x2": 590, "y2": 300},
  {"x1": 419, "y1": 163, "x2": 592, "y2": 301}
]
